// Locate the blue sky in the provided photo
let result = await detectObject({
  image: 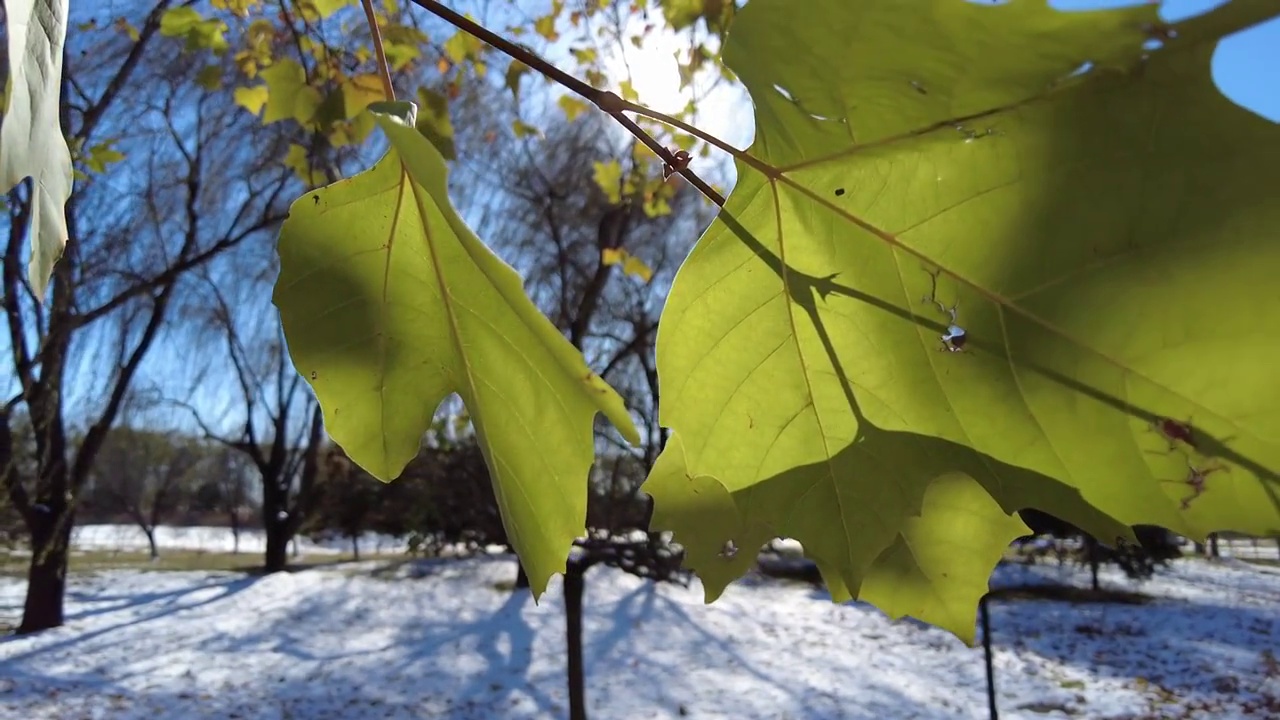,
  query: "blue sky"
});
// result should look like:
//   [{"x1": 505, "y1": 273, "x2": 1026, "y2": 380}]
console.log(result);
[{"x1": 1060, "y1": 0, "x2": 1279, "y2": 121}]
